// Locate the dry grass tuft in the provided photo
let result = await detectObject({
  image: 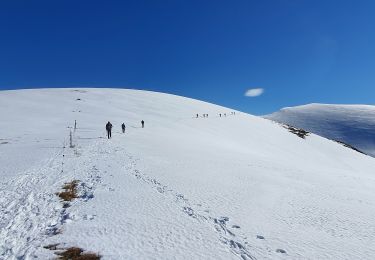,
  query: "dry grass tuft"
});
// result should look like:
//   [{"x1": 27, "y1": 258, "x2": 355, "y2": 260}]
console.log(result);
[
  {"x1": 56, "y1": 180, "x2": 79, "y2": 202},
  {"x1": 55, "y1": 247, "x2": 100, "y2": 260},
  {"x1": 56, "y1": 247, "x2": 82, "y2": 259}
]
